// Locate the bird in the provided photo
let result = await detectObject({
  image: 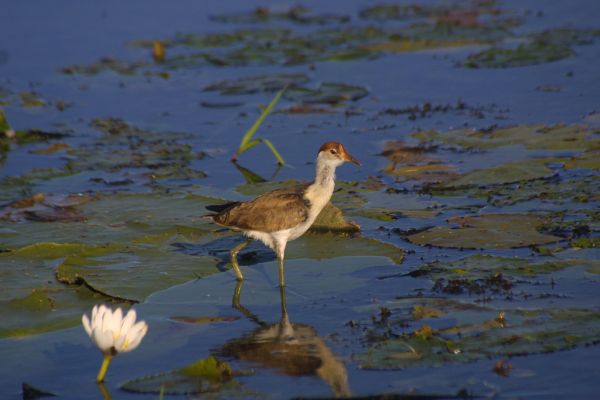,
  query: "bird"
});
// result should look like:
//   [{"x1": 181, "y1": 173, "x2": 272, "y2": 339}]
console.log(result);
[{"x1": 206, "y1": 142, "x2": 361, "y2": 287}]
